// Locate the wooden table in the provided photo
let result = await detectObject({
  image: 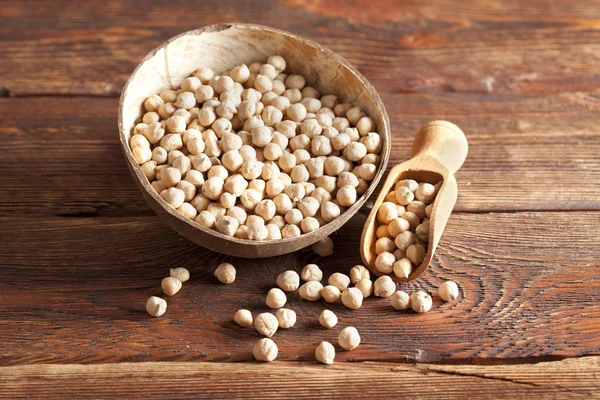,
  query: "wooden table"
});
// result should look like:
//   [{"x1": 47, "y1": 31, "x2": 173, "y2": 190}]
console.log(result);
[{"x1": 1, "y1": 0, "x2": 599, "y2": 397}]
